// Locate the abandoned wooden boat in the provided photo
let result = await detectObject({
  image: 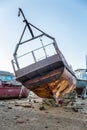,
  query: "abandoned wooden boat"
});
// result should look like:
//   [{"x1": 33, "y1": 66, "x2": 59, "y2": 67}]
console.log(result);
[
  {"x1": 0, "y1": 70, "x2": 29, "y2": 99},
  {"x1": 12, "y1": 8, "x2": 76, "y2": 103}
]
